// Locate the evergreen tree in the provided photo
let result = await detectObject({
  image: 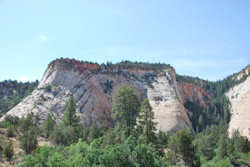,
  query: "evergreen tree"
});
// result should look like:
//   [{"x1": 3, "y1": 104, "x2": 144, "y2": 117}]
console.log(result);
[
  {"x1": 51, "y1": 96, "x2": 81, "y2": 145},
  {"x1": 3, "y1": 141, "x2": 14, "y2": 162},
  {"x1": 138, "y1": 99, "x2": 156, "y2": 143},
  {"x1": 217, "y1": 135, "x2": 228, "y2": 159},
  {"x1": 194, "y1": 134, "x2": 215, "y2": 160},
  {"x1": 51, "y1": 124, "x2": 77, "y2": 146},
  {"x1": 6, "y1": 126, "x2": 16, "y2": 138},
  {"x1": 20, "y1": 126, "x2": 38, "y2": 154},
  {"x1": 42, "y1": 113, "x2": 56, "y2": 138},
  {"x1": 112, "y1": 86, "x2": 140, "y2": 137},
  {"x1": 19, "y1": 113, "x2": 38, "y2": 154},
  {"x1": 62, "y1": 96, "x2": 80, "y2": 127},
  {"x1": 198, "y1": 114, "x2": 204, "y2": 132},
  {"x1": 19, "y1": 113, "x2": 35, "y2": 133},
  {"x1": 231, "y1": 130, "x2": 249, "y2": 153},
  {"x1": 168, "y1": 129, "x2": 200, "y2": 167}
]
